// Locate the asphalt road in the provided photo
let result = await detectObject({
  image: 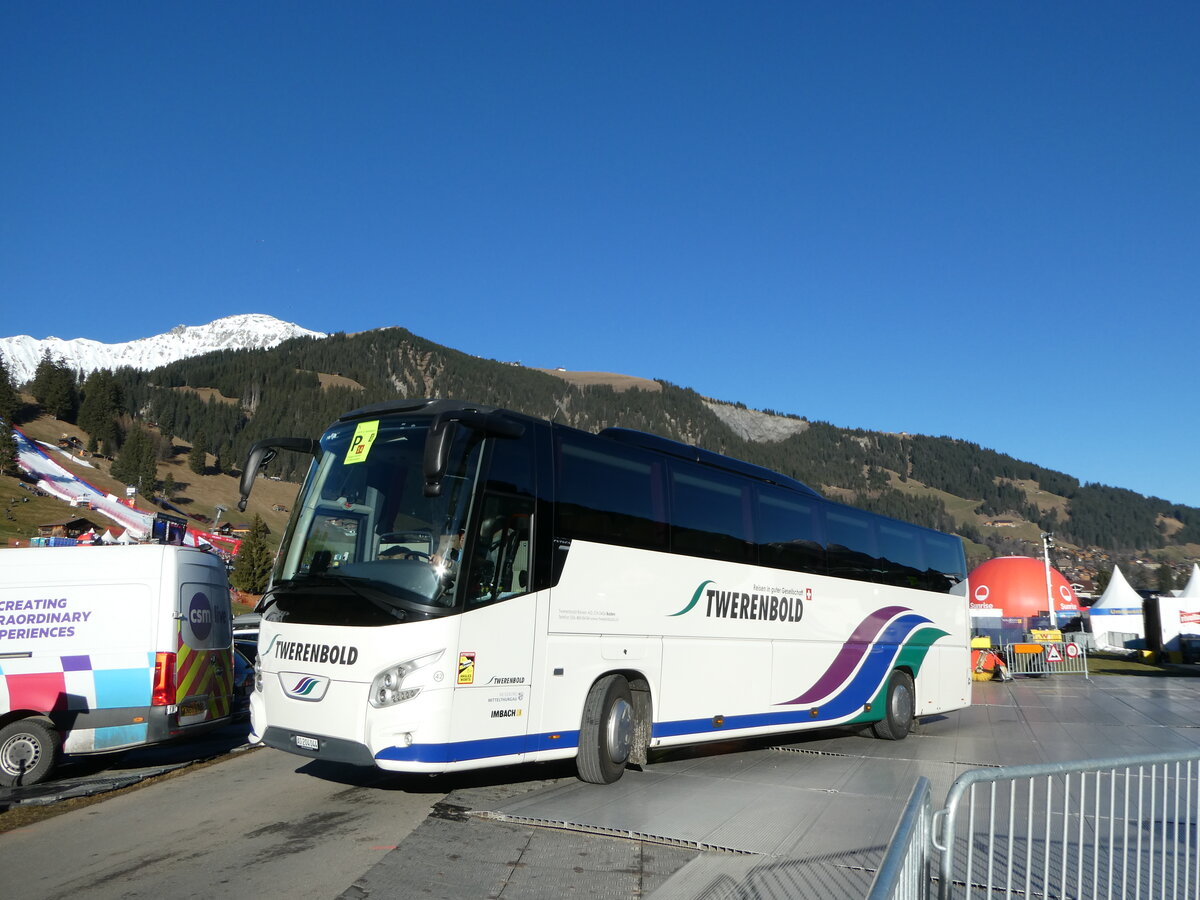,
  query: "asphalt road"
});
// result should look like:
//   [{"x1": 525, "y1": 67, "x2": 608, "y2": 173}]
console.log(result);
[{"x1": 0, "y1": 745, "x2": 444, "y2": 900}]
